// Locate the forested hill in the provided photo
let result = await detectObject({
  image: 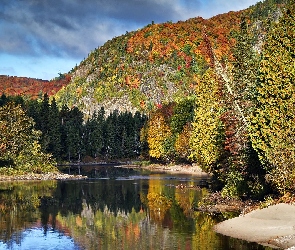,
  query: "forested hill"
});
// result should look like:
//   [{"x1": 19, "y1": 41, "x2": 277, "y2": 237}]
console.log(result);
[
  {"x1": 0, "y1": 74, "x2": 71, "y2": 99},
  {"x1": 52, "y1": 0, "x2": 286, "y2": 118},
  {"x1": 1, "y1": 0, "x2": 295, "y2": 199}
]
